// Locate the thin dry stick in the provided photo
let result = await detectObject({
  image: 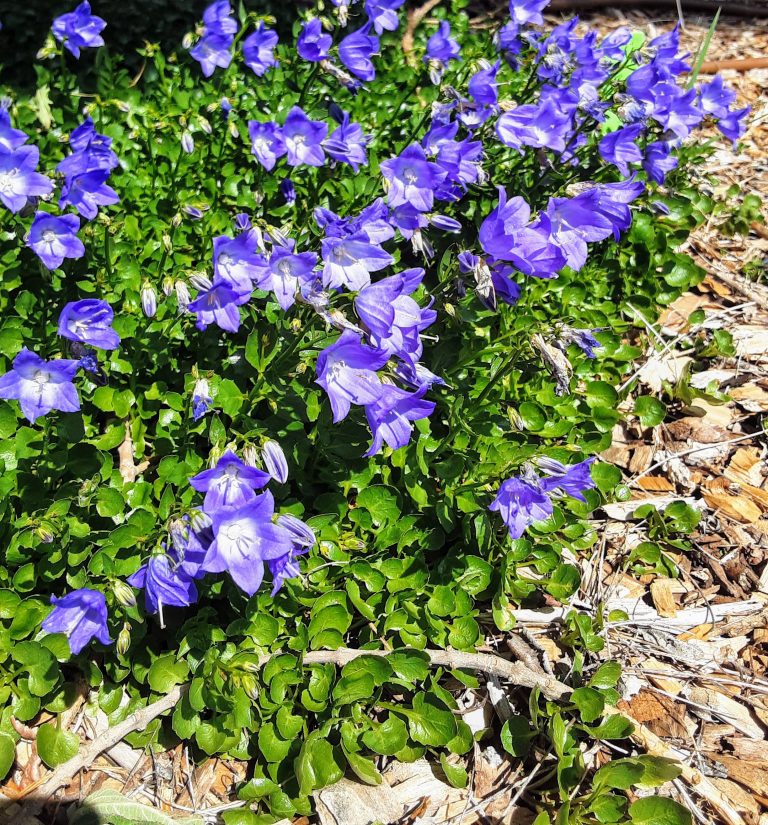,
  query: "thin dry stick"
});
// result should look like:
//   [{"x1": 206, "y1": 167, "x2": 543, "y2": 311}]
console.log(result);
[{"x1": 402, "y1": 0, "x2": 444, "y2": 63}]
